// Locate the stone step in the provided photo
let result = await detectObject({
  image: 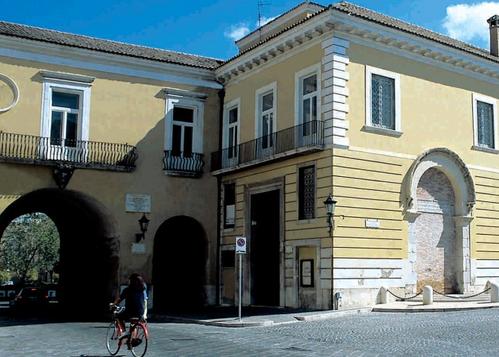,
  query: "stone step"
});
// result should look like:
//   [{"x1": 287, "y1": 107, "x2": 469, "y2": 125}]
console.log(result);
[{"x1": 408, "y1": 293, "x2": 490, "y2": 303}]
